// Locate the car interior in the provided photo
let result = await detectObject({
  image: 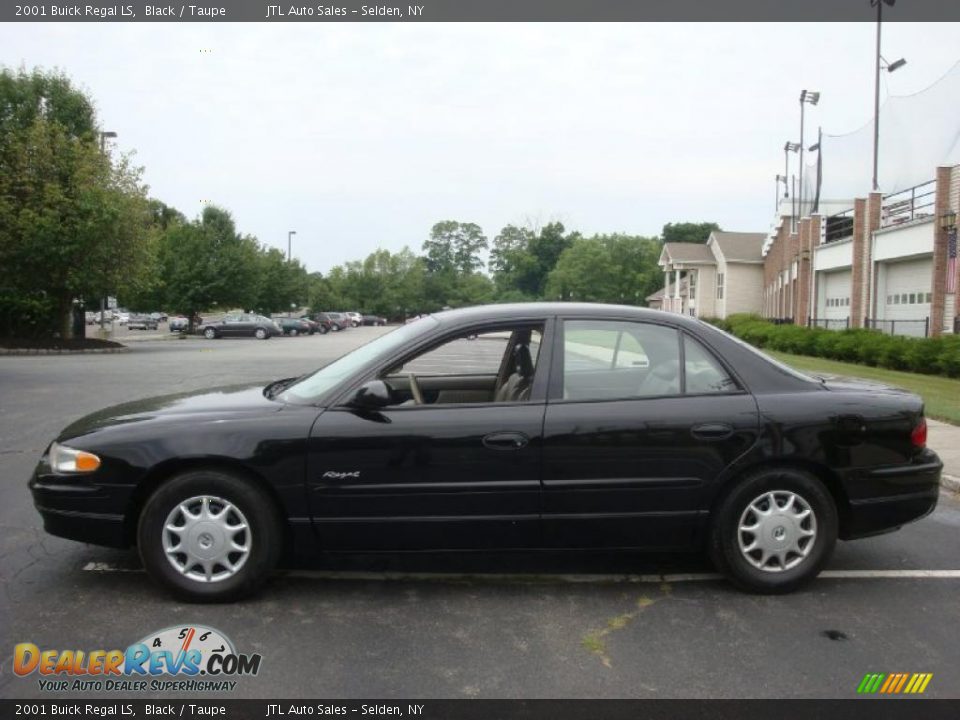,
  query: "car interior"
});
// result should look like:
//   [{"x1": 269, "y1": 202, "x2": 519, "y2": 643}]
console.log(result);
[
  {"x1": 376, "y1": 320, "x2": 736, "y2": 407},
  {"x1": 380, "y1": 324, "x2": 544, "y2": 406}
]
